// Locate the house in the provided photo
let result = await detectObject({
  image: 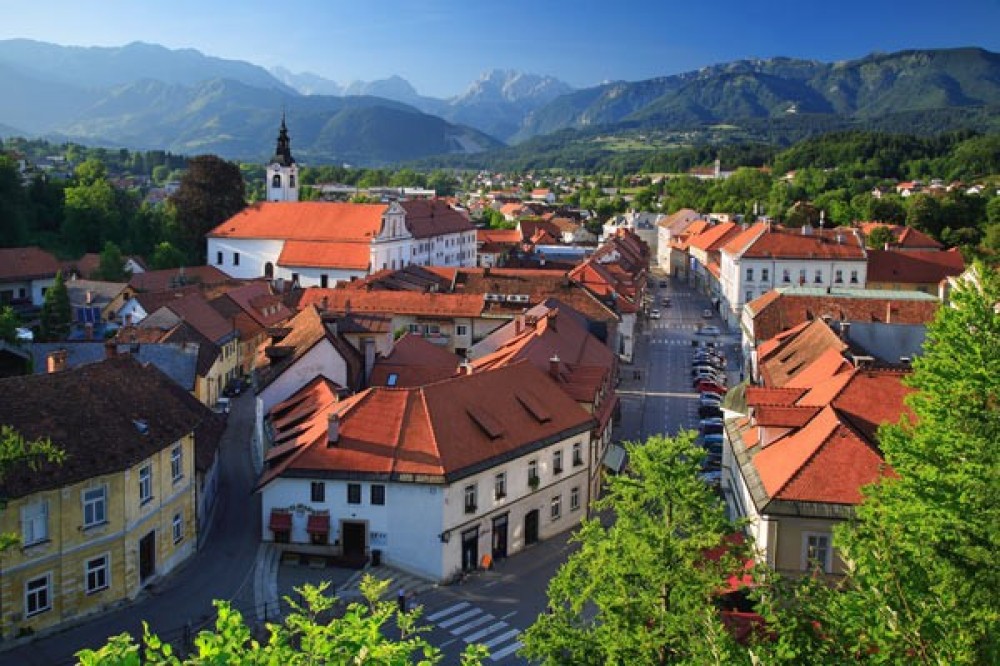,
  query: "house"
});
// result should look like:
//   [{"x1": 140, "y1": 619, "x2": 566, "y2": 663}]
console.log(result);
[
  {"x1": 469, "y1": 301, "x2": 620, "y2": 503},
  {"x1": 530, "y1": 188, "x2": 556, "y2": 204},
  {"x1": 256, "y1": 361, "x2": 595, "y2": 581},
  {"x1": 0, "y1": 355, "x2": 211, "y2": 639},
  {"x1": 656, "y1": 208, "x2": 702, "y2": 272},
  {"x1": 600, "y1": 211, "x2": 663, "y2": 256},
  {"x1": 207, "y1": 281, "x2": 293, "y2": 377},
  {"x1": 127, "y1": 265, "x2": 232, "y2": 295},
  {"x1": 205, "y1": 199, "x2": 476, "y2": 287},
  {"x1": 722, "y1": 326, "x2": 913, "y2": 576},
  {"x1": 476, "y1": 228, "x2": 522, "y2": 268},
  {"x1": 718, "y1": 224, "x2": 868, "y2": 329},
  {"x1": 65, "y1": 278, "x2": 129, "y2": 340},
  {"x1": 0, "y1": 247, "x2": 61, "y2": 309},
  {"x1": 687, "y1": 221, "x2": 740, "y2": 301},
  {"x1": 866, "y1": 248, "x2": 965, "y2": 293},
  {"x1": 369, "y1": 333, "x2": 461, "y2": 388},
  {"x1": 857, "y1": 223, "x2": 942, "y2": 252}
]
